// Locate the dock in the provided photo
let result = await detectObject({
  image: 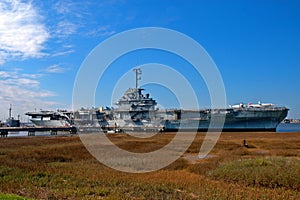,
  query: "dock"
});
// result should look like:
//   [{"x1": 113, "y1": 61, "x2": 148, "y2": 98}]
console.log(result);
[{"x1": 0, "y1": 126, "x2": 77, "y2": 137}]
